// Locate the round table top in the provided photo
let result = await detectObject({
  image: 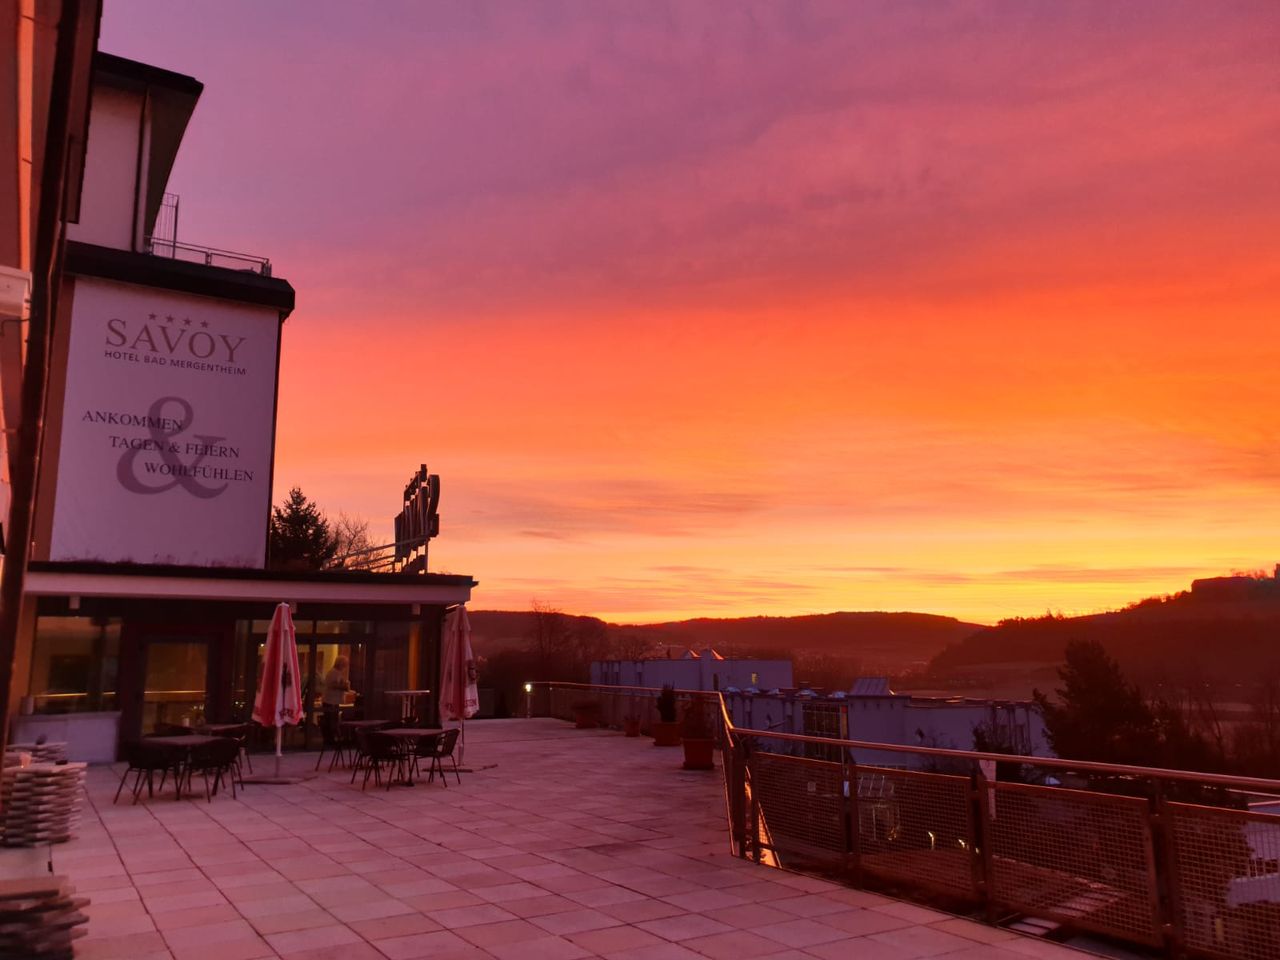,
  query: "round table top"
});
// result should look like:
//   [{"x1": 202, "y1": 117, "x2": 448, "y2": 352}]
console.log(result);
[
  {"x1": 380, "y1": 727, "x2": 442, "y2": 738},
  {"x1": 141, "y1": 734, "x2": 222, "y2": 748}
]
